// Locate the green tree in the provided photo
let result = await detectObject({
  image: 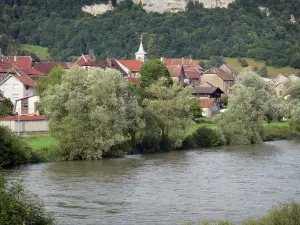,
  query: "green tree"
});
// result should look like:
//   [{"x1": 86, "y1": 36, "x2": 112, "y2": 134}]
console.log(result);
[
  {"x1": 290, "y1": 103, "x2": 300, "y2": 132},
  {"x1": 218, "y1": 69, "x2": 275, "y2": 145},
  {"x1": 258, "y1": 66, "x2": 268, "y2": 77},
  {"x1": 190, "y1": 98, "x2": 203, "y2": 120},
  {"x1": 0, "y1": 92, "x2": 13, "y2": 118},
  {"x1": 41, "y1": 67, "x2": 143, "y2": 160},
  {"x1": 0, "y1": 176, "x2": 53, "y2": 225},
  {"x1": 142, "y1": 77, "x2": 194, "y2": 150},
  {"x1": 140, "y1": 59, "x2": 172, "y2": 87},
  {"x1": 35, "y1": 66, "x2": 65, "y2": 97},
  {"x1": 0, "y1": 126, "x2": 32, "y2": 168}
]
